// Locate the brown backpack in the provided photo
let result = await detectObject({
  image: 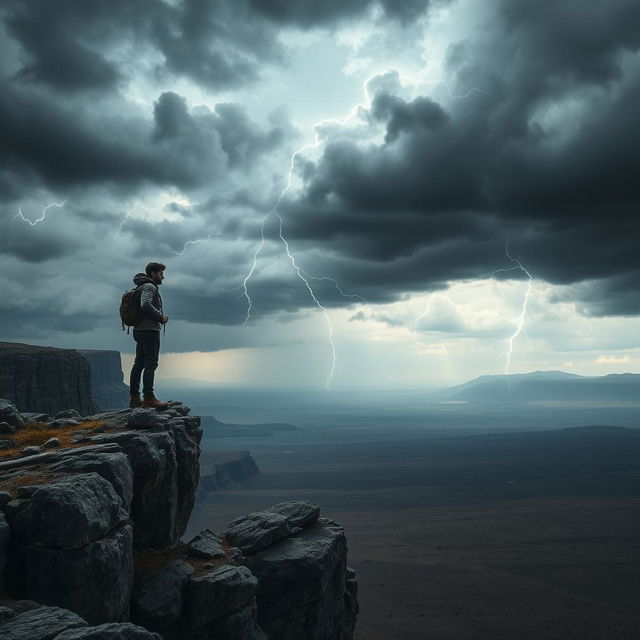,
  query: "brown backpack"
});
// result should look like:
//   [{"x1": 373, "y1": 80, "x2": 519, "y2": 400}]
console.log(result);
[{"x1": 119, "y1": 285, "x2": 142, "y2": 332}]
